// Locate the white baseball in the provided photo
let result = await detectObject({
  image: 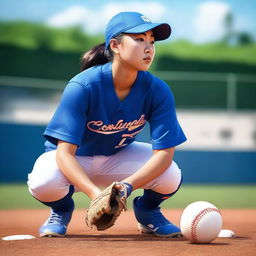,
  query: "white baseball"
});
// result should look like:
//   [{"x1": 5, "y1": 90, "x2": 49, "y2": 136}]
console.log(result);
[{"x1": 180, "y1": 201, "x2": 222, "y2": 244}]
